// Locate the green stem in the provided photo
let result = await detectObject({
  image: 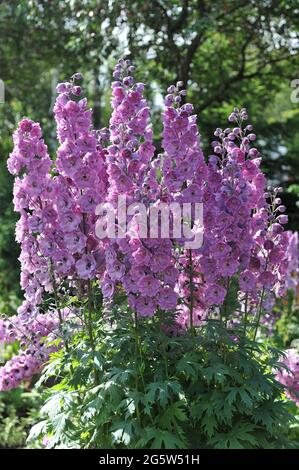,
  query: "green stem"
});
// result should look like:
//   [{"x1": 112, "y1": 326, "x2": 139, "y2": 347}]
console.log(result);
[
  {"x1": 87, "y1": 280, "x2": 99, "y2": 386},
  {"x1": 243, "y1": 293, "x2": 249, "y2": 338},
  {"x1": 224, "y1": 278, "x2": 231, "y2": 329},
  {"x1": 158, "y1": 310, "x2": 169, "y2": 379},
  {"x1": 188, "y1": 250, "x2": 195, "y2": 337},
  {"x1": 50, "y1": 261, "x2": 70, "y2": 353},
  {"x1": 133, "y1": 311, "x2": 142, "y2": 421},
  {"x1": 253, "y1": 287, "x2": 265, "y2": 341}
]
